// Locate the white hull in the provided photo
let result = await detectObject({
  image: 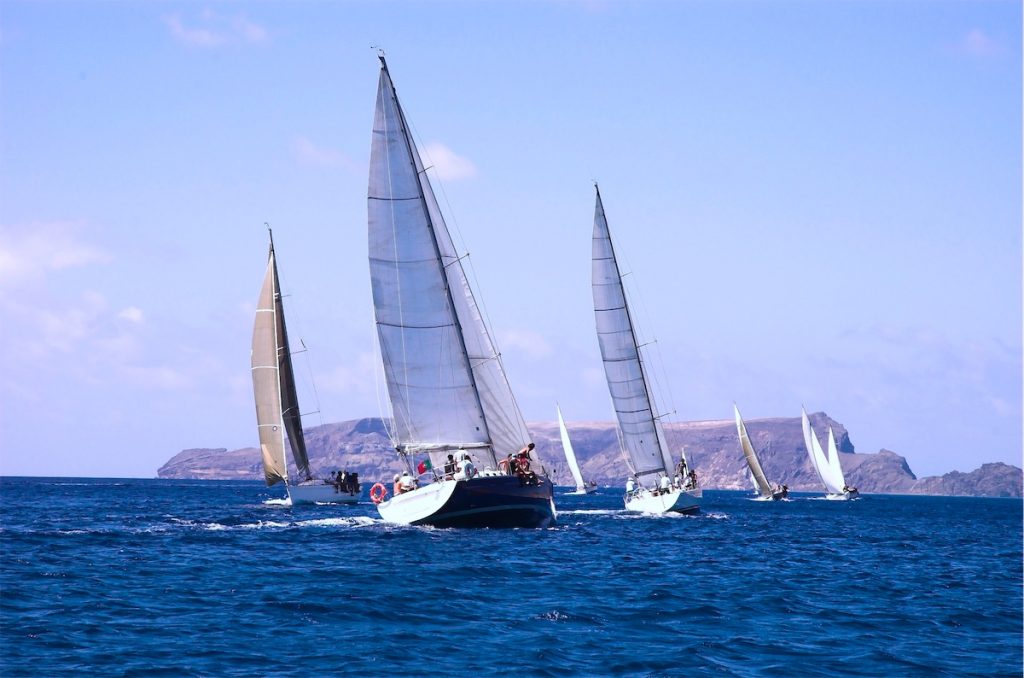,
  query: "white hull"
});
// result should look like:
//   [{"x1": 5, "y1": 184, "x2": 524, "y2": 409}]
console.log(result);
[
  {"x1": 624, "y1": 486, "x2": 701, "y2": 514},
  {"x1": 823, "y1": 490, "x2": 859, "y2": 501},
  {"x1": 288, "y1": 483, "x2": 360, "y2": 505},
  {"x1": 564, "y1": 485, "x2": 598, "y2": 496}
]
